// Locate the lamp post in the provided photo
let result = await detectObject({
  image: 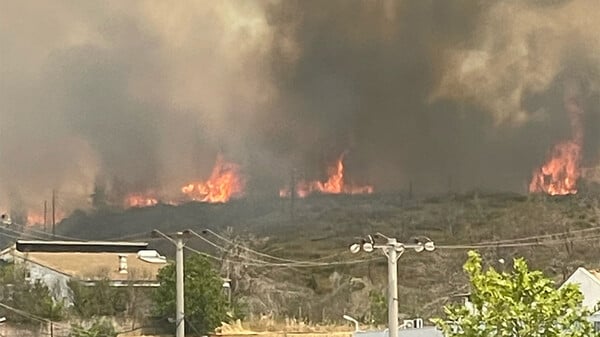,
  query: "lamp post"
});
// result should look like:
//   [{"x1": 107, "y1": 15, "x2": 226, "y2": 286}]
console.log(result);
[
  {"x1": 350, "y1": 234, "x2": 435, "y2": 337},
  {"x1": 342, "y1": 314, "x2": 361, "y2": 332}
]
